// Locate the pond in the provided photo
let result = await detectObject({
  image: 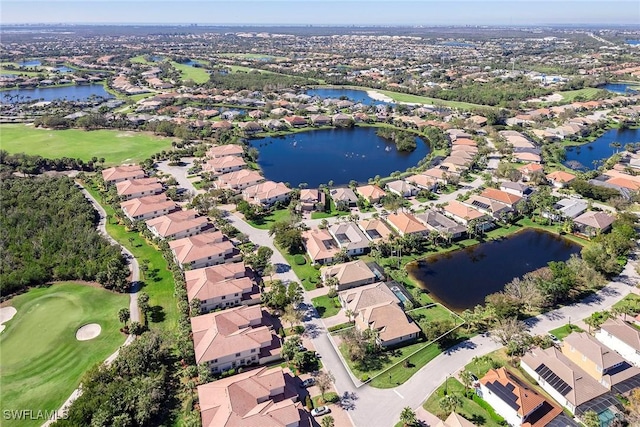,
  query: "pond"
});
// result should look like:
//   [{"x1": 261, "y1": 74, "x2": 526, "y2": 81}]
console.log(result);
[
  {"x1": 407, "y1": 229, "x2": 581, "y2": 311},
  {"x1": 250, "y1": 126, "x2": 429, "y2": 187},
  {"x1": 1, "y1": 84, "x2": 113, "y2": 103},
  {"x1": 600, "y1": 83, "x2": 638, "y2": 94},
  {"x1": 305, "y1": 88, "x2": 392, "y2": 105},
  {"x1": 18, "y1": 60, "x2": 42, "y2": 67},
  {"x1": 564, "y1": 127, "x2": 640, "y2": 170}
]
